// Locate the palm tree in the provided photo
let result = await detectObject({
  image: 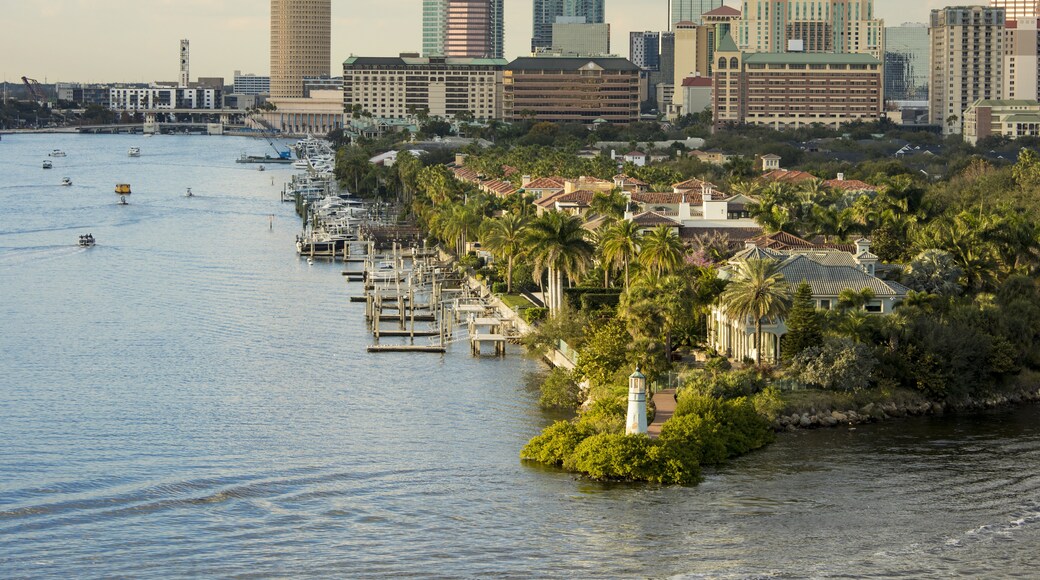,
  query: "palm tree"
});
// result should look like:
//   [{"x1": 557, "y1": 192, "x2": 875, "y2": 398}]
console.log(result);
[
  {"x1": 837, "y1": 287, "x2": 876, "y2": 311},
  {"x1": 525, "y1": 212, "x2": 595, "y2": 314},
  {"x1": 719, "y1": 258, "x2": 792, "y2": 365},
  {"x1": 589, "y1": 190, "x2": 628, "y2": 222},
  {"x1": 600, "y1": 220, "x2": 642, "y2": 289},
  {"x1": 638, "y1": 226, "x2": 686, "y2": 278},
  {"x1": 480, "y1": 213, "x2": 528, "y2": 293}
]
